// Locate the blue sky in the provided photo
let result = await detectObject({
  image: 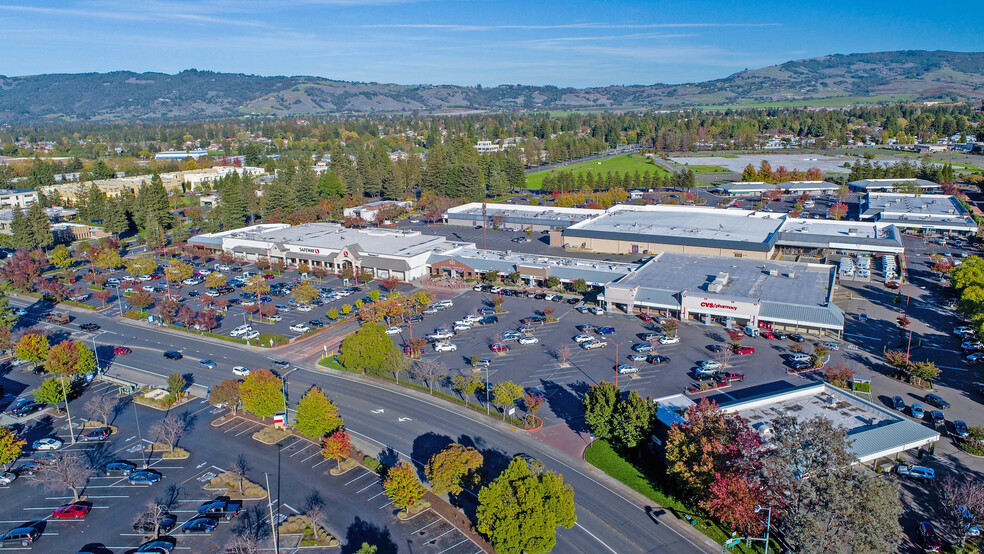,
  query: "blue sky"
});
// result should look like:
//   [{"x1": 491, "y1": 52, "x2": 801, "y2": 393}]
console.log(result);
[{"x1": 1, "y1": 0, "x2": 980, "y2": 87}]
